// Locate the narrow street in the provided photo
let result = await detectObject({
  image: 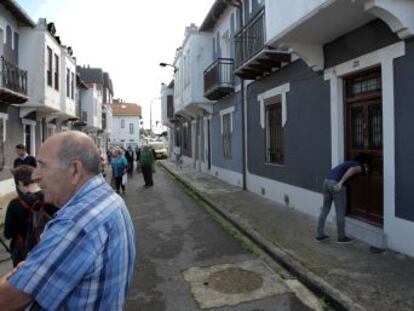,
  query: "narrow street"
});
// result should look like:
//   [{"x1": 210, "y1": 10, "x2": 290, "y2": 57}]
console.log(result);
[{"x1": 124, "y1": 166, "x2": 312, "y2": 311}]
